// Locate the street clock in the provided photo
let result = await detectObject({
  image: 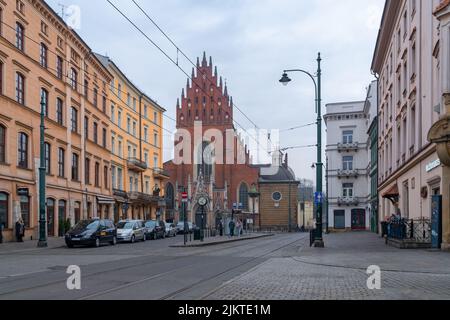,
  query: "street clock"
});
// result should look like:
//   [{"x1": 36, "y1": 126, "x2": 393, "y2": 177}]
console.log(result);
[{"x1": 198, "y1": 196, "x2": 208, "y2": 207}]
